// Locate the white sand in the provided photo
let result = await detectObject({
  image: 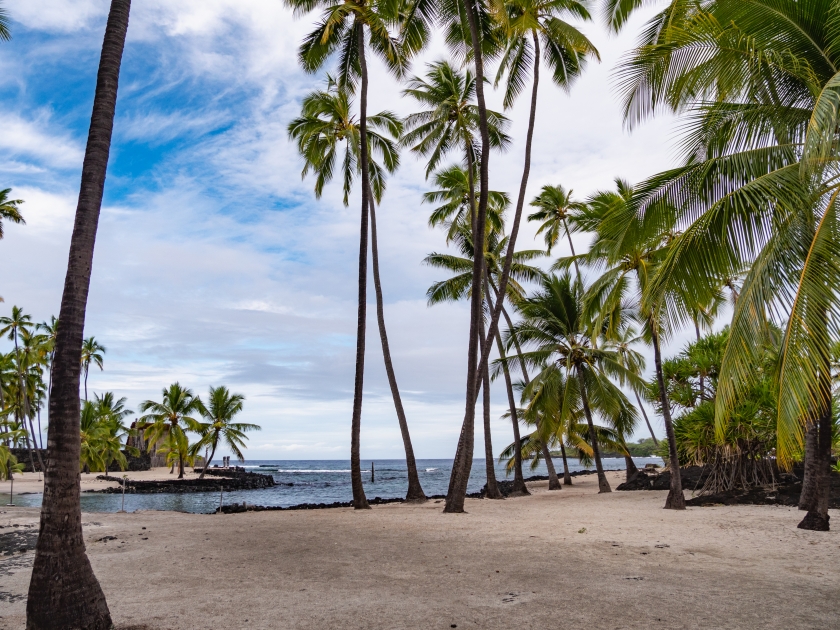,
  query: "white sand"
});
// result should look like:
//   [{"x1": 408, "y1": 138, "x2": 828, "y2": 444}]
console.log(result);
[{"x1": 1, "y1": 470, "x2": 838, "y2": 629}]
